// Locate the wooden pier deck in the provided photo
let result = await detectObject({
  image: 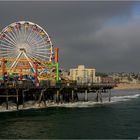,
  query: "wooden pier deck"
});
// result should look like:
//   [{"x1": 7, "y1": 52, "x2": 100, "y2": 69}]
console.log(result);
[{"x1": 0, "y1": 83, "x2": 116, "y2": 110}]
